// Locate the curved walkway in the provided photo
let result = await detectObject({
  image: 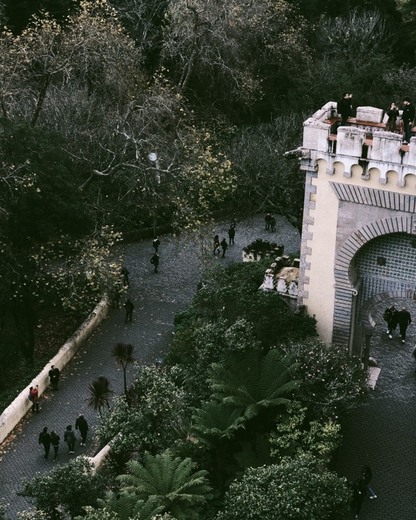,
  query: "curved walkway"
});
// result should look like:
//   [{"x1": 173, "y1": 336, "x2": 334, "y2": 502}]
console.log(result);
[{"x1": 0, "y1": 215, "x2": 300, "y2": 517}]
